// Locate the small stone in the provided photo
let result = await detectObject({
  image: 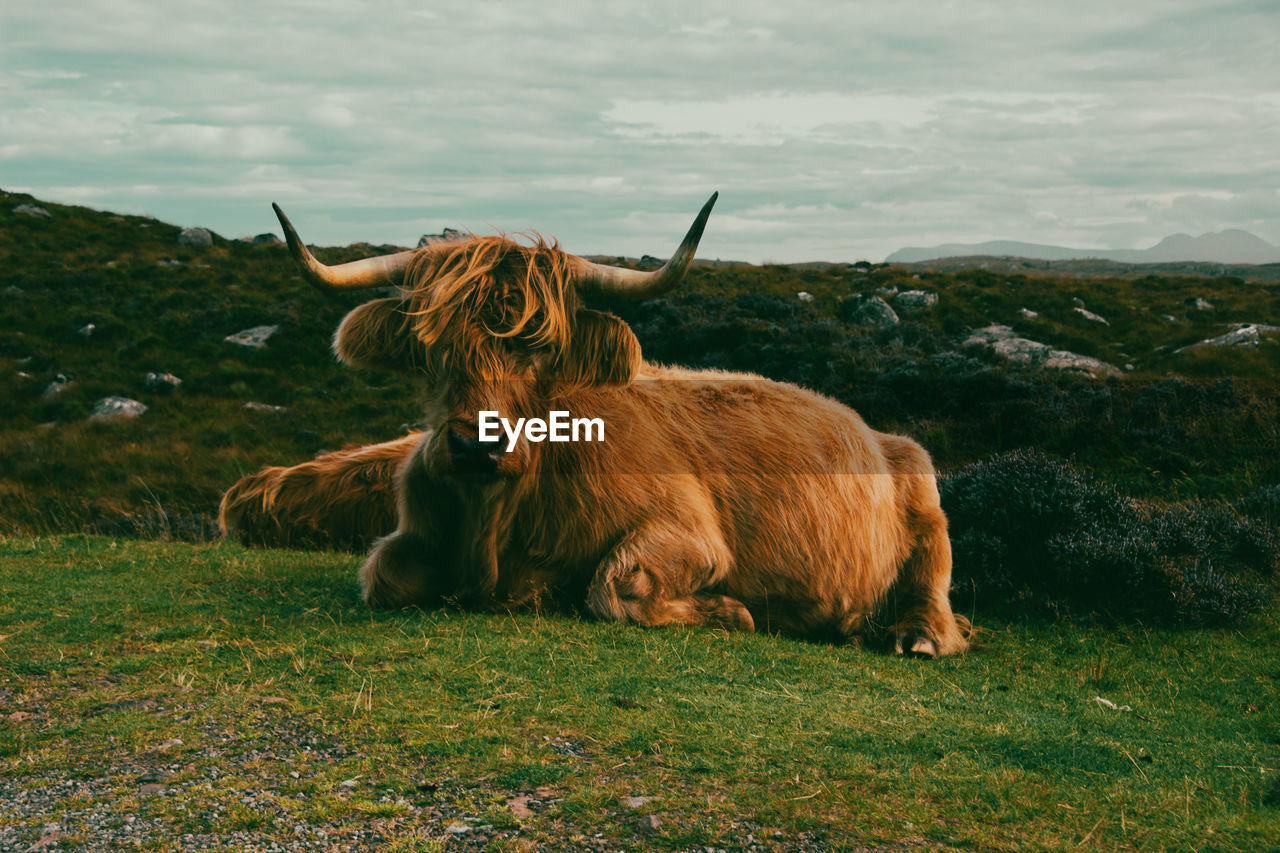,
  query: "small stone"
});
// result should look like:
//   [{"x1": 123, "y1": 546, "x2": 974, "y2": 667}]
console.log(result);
[
  {"x1": 42, "y1": 374, "x2": 72, "y2": 399},
  {"x1": 144, "y1": 372, "x2": 182, "y2": 392},
  {"x1": 445, "y1": 820, "x2": 472, "y2": 834},
  {"x1": 90, "y1": 397, "x2": 147, "y2": 421},
  {"x1": 244, "y1": 401, "x2": 288, "y2": 414},
  {"x1": 1019, "y1": 307, "x2": 1039, "y2": 319},
  {"x1": 1073, "y1": 306, "x2": 1109, "y2": 325},
  {"x1": 339, "y1": 779, "x2": 359, "y2": 789},
  {"x1": 139, "y1": 783, "x2": 167, "y2": 796},
  {"x1": 508, "y1": 796, "x2": 535, "y2": 819},
  {"x1": 178, "y1": 227, "x2": 213, "y2": 246},
  {"x1": 1190, "y1": 297, "x2": 1214, "y2": 311},
  {"x1": 224, "y1": 325, "x2": 278, "y2": 348},
  {"x1": 150, "y1": 737, "x2": 183, "y2": 751},
  {"x1": 635, "y1": 814, "x2": 662, "y2": 834},
  {"x1": 796, "y1": 291, "x2": 814, "y2": 303},
  {"x1": 620, "y1": 796, "x2": 655, "y2": 809}
]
